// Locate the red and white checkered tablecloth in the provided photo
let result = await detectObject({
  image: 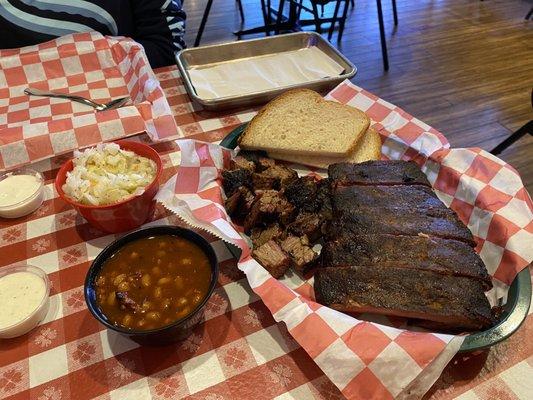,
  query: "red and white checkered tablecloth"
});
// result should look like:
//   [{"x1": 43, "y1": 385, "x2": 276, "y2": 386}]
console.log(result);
[
  {"x1": 0, "y1": 65, "x2": 531, "y2": 400},
  {"x1": 0, "y1": 33, "x2": 179, "y2": 171}
]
